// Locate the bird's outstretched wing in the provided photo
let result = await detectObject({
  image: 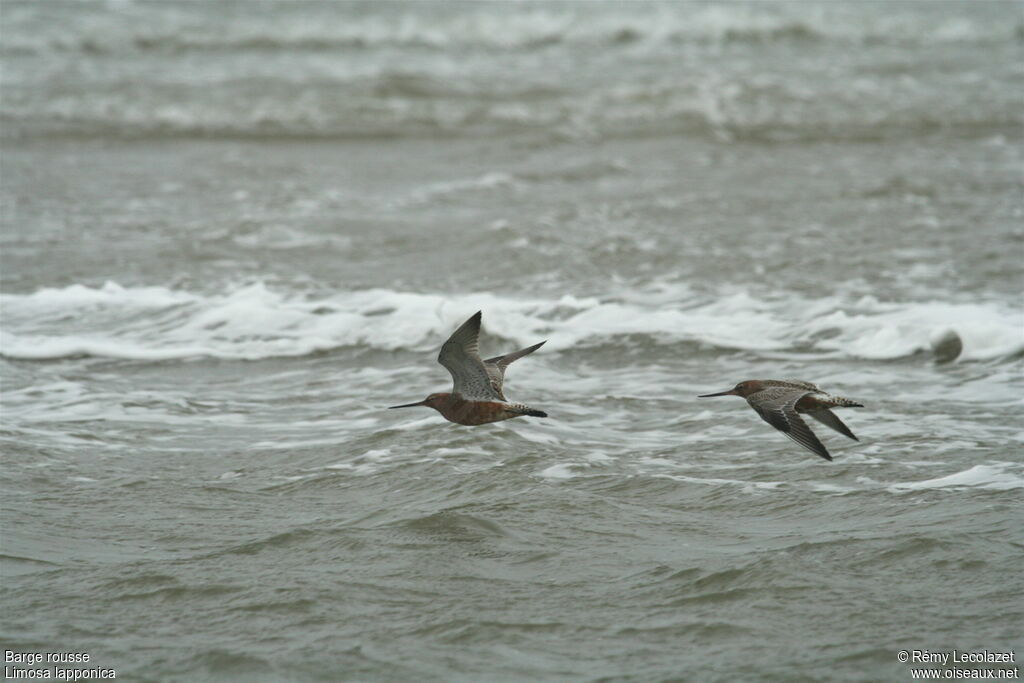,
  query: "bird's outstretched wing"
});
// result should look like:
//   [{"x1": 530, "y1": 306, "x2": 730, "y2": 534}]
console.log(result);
[
  {"x1": 748, "y1": 388, "x2": 832, "y2": 461},
  {"x1": 482, "y1": 341, "x2": 545, "y2": 400},
  {"x1": 773, "y1": 379, "x2": 821, "y2": 392},
  {"x1": 437, "y1": 311, "x2": 504, "y2": 402},
  {"x1": 806, "y1": 408, "x2": 858, "y2": 441}
]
